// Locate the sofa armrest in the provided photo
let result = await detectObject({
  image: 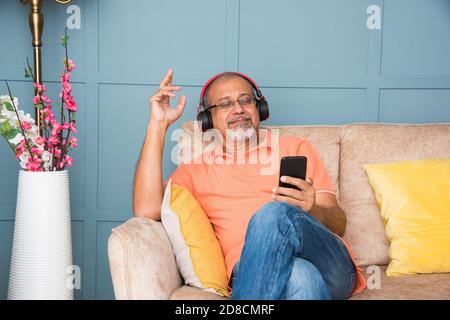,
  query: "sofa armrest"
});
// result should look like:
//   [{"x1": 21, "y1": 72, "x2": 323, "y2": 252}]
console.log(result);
[{"x1": 108, "y1": 217, "x2": 183, "y2": 299}]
